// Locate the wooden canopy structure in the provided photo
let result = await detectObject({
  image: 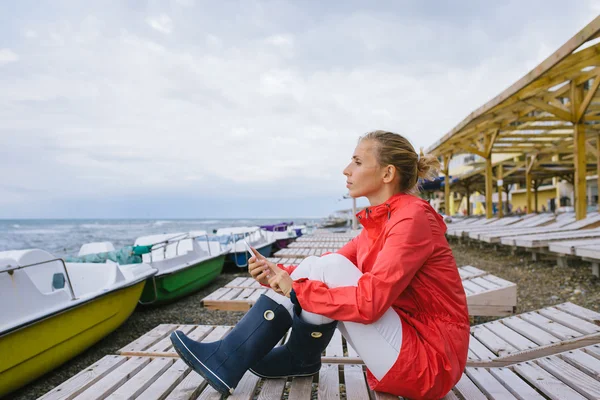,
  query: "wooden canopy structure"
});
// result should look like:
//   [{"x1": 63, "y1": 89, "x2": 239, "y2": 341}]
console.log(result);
[{"x1": 427, "y1": 15, "x2": 600, "y2": 220}]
